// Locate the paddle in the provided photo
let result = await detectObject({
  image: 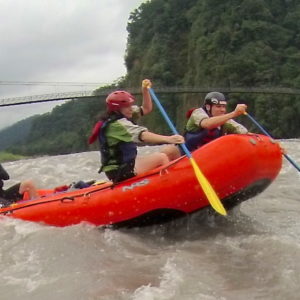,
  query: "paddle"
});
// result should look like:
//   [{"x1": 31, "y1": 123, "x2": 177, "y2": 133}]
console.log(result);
[
  {"x1": 148, "y1": 88, "x2": 227, "y2": 216},
  {"x1": 244, "y1": 112, "x2": 300, "y2": 172}
]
